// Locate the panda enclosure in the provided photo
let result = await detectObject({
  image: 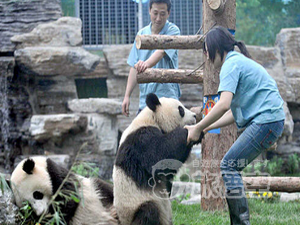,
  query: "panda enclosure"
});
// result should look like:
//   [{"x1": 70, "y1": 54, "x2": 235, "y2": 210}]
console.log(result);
[{"x1": 136, "y1": 0, "x2": 300, "y2": 211}]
